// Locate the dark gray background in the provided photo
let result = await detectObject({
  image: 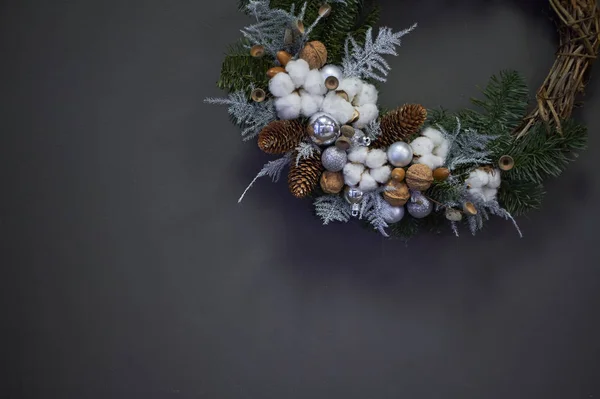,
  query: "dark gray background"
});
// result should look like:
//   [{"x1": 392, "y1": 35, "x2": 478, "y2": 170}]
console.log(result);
[{"x1": 2, "y1": 0, "x2": 600, "y2": 398}]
